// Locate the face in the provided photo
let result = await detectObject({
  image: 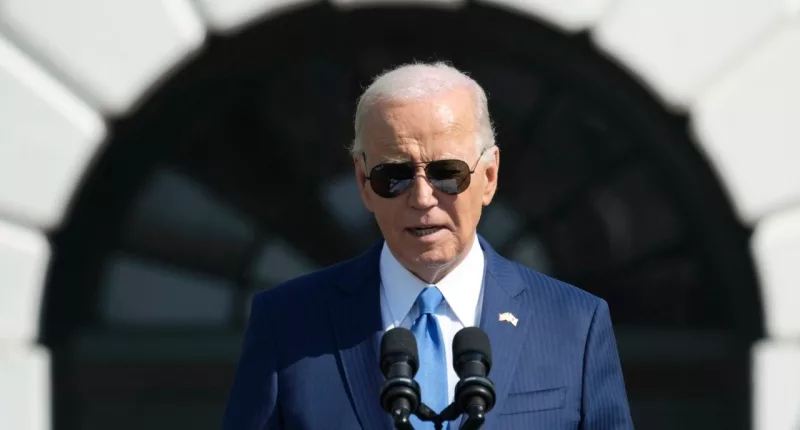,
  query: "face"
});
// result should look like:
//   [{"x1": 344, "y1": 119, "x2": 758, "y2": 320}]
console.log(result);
[{"x1": 354, "y1": 87, "x2": 500, "y2": 283}]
